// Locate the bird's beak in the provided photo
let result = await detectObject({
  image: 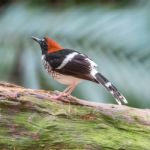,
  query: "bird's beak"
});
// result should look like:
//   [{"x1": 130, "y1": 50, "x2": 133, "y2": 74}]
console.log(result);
[{"x1": 31, "y1": 36, "x2": 42, "y2": 44}]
